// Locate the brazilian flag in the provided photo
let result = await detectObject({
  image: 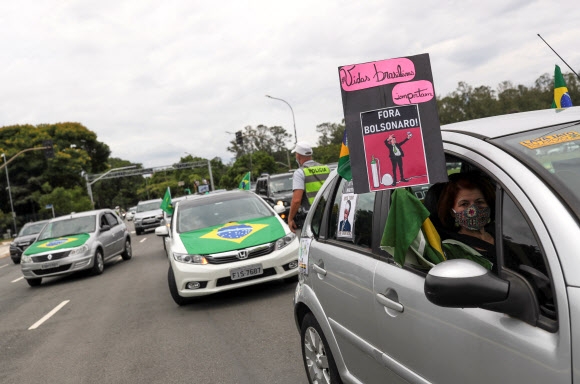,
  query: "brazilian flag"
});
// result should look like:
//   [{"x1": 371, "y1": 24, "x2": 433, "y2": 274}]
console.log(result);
[
  {"x1": 552, "y1": 65, "x2": 573, "y2": 109},
  {"x1": 337, "y1": 130, "x2": 352, "y2": 181},
  {"x1": 239, "y1": 172, "x2": 251, "y2": 190},
  {"x1": 160, "y1": 187, "x2": 173, "y2": 215},
  {"x1": 380, "y1": 188, "x2": 445, "y2": 268}
]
